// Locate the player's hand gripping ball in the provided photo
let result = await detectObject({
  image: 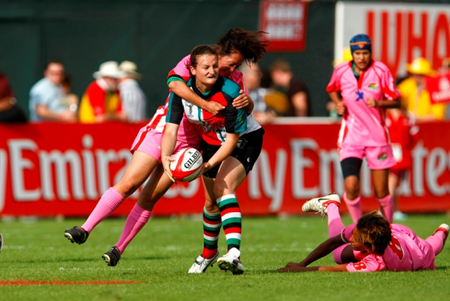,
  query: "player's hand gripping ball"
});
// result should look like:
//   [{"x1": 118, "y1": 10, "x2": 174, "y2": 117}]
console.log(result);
[{"x1": 170, "y1": 148, "x2": 203, "y2": 182}]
